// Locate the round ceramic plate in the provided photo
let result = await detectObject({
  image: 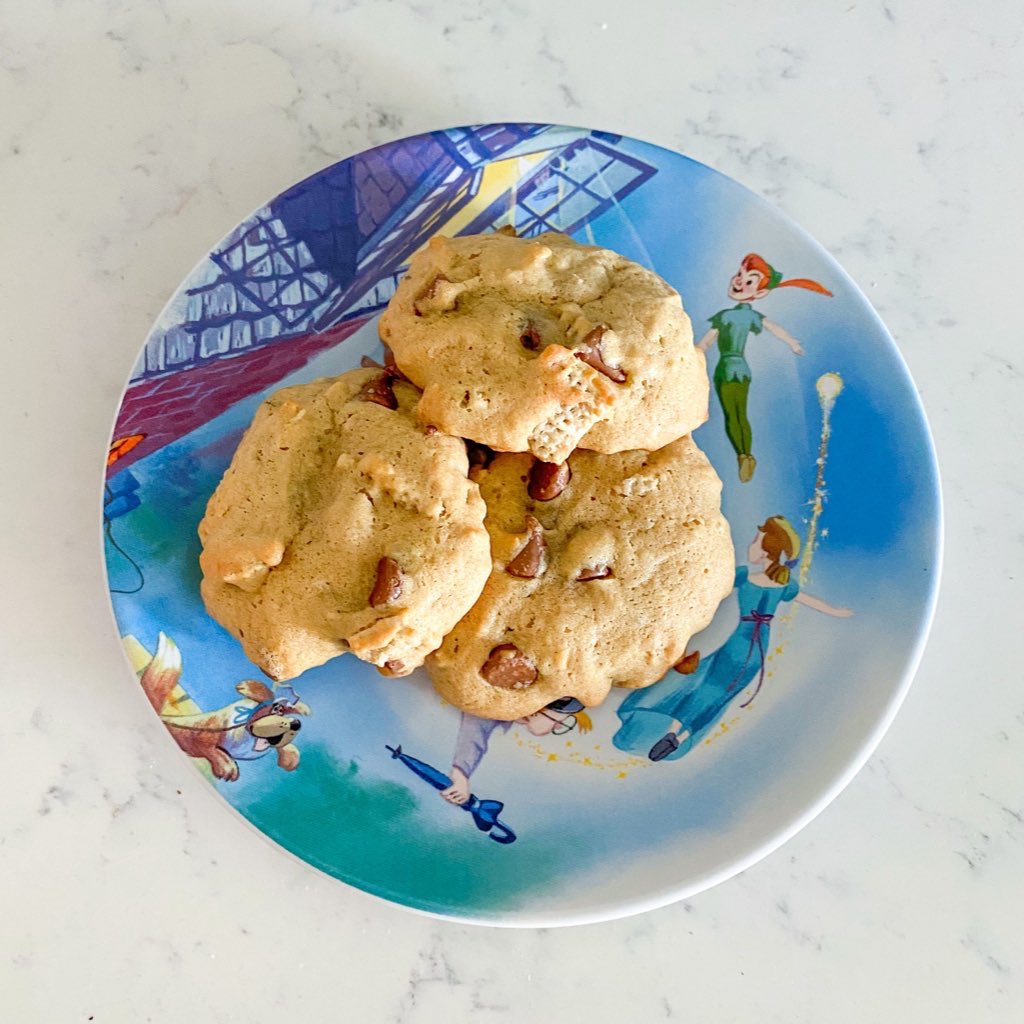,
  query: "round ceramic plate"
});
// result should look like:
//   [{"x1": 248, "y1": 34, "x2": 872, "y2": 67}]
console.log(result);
[{"x1": 103, "y1": 124, "x2": 941, "y2": 926}]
